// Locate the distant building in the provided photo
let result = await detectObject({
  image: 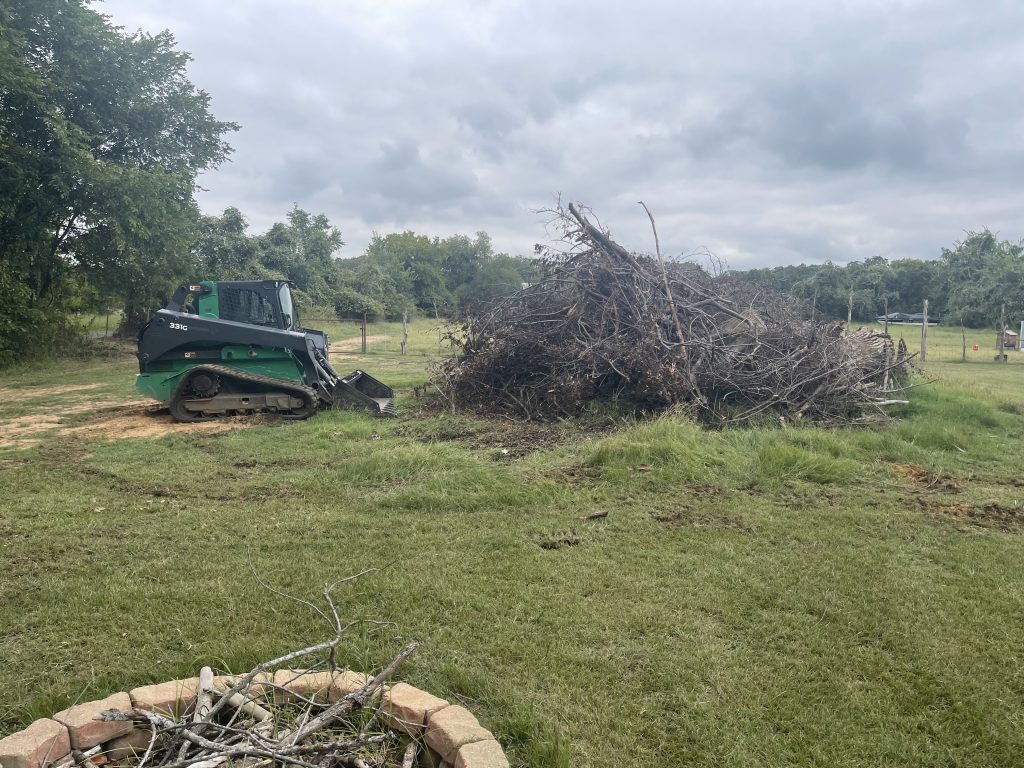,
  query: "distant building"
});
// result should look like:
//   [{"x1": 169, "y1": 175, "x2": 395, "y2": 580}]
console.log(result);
[{"x1": 876, "y1": 312, "x2": 941, "y2": 325}]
